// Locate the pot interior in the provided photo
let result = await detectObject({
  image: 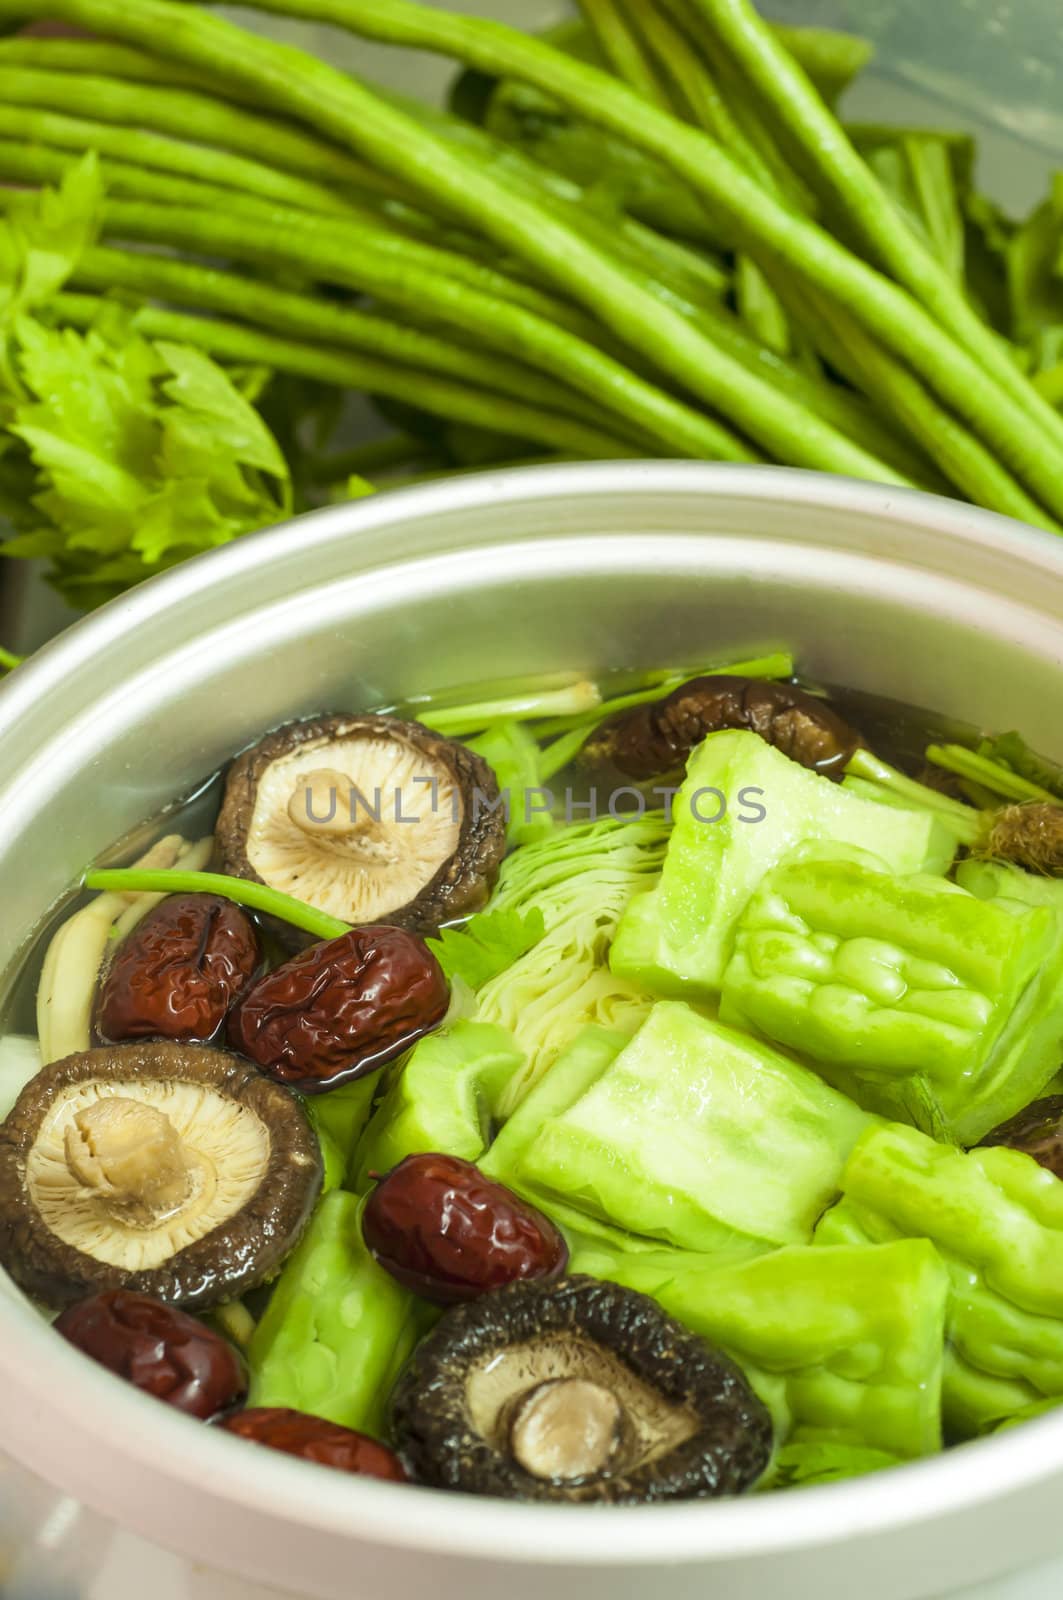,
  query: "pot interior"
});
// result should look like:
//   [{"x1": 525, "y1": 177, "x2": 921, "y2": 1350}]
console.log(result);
[{"x1": 1, "y1": 463, "x2": 1063, "y2": 1596}]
